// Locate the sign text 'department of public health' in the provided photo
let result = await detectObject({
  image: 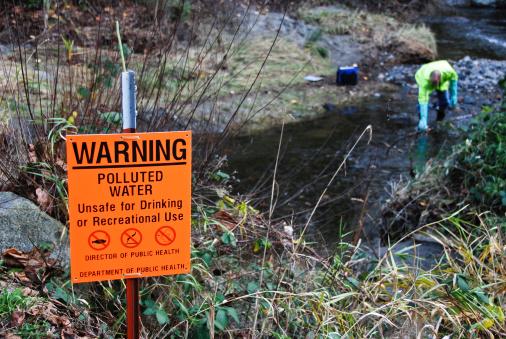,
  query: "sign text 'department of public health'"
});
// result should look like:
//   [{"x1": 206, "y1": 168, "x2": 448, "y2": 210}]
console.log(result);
[{"x1": 66, "y1": 131, "x2": 192, "y2": 283}]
